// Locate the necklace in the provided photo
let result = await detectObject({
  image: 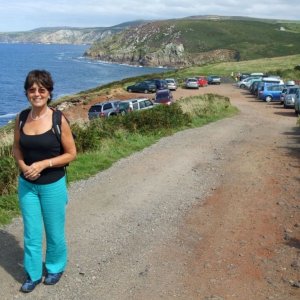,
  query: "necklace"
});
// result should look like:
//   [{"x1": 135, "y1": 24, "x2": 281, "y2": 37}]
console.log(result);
[{"x1": 30, "y1": 107, "x2": 49, "y2": 121}]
